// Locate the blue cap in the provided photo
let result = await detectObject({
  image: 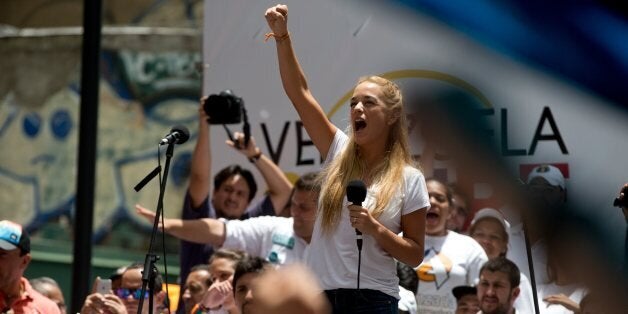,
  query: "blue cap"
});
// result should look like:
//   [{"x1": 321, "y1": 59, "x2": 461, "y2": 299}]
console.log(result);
[{"x1": 0, "y1": 220, "x2": 30, "y2": 253}]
